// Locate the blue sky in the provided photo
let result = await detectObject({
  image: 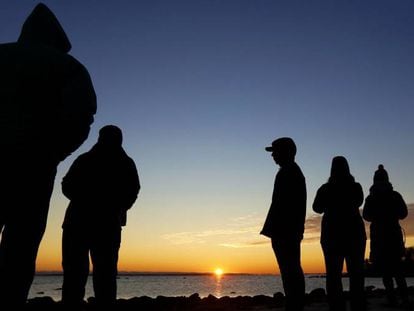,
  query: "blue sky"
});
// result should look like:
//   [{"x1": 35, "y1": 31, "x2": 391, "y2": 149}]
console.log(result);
[{"x1": 1, "y1": 0, "x2": 413, "y2": 272}]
